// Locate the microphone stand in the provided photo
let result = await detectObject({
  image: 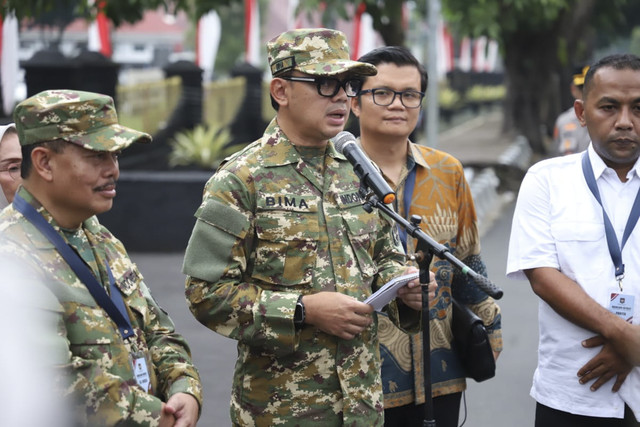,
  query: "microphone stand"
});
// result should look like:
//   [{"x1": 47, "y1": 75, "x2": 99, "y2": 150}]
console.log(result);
[{"x1": 361, "y1": 192, "x2": 503, "y2": 427}]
